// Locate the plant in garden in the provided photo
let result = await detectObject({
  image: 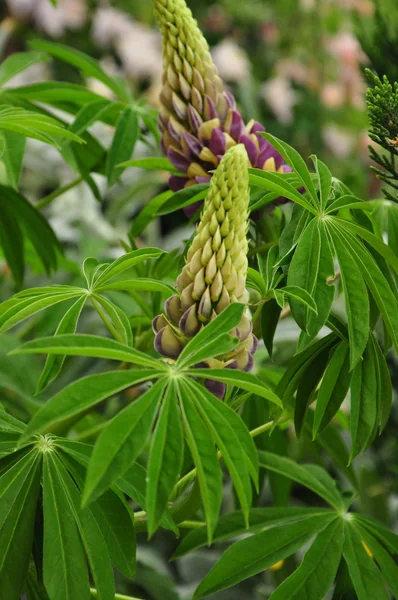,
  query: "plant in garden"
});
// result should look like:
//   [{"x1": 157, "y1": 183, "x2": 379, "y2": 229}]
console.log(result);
[{"x1": 0, "y1": 1, "x2": 397, "y2": 599}]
